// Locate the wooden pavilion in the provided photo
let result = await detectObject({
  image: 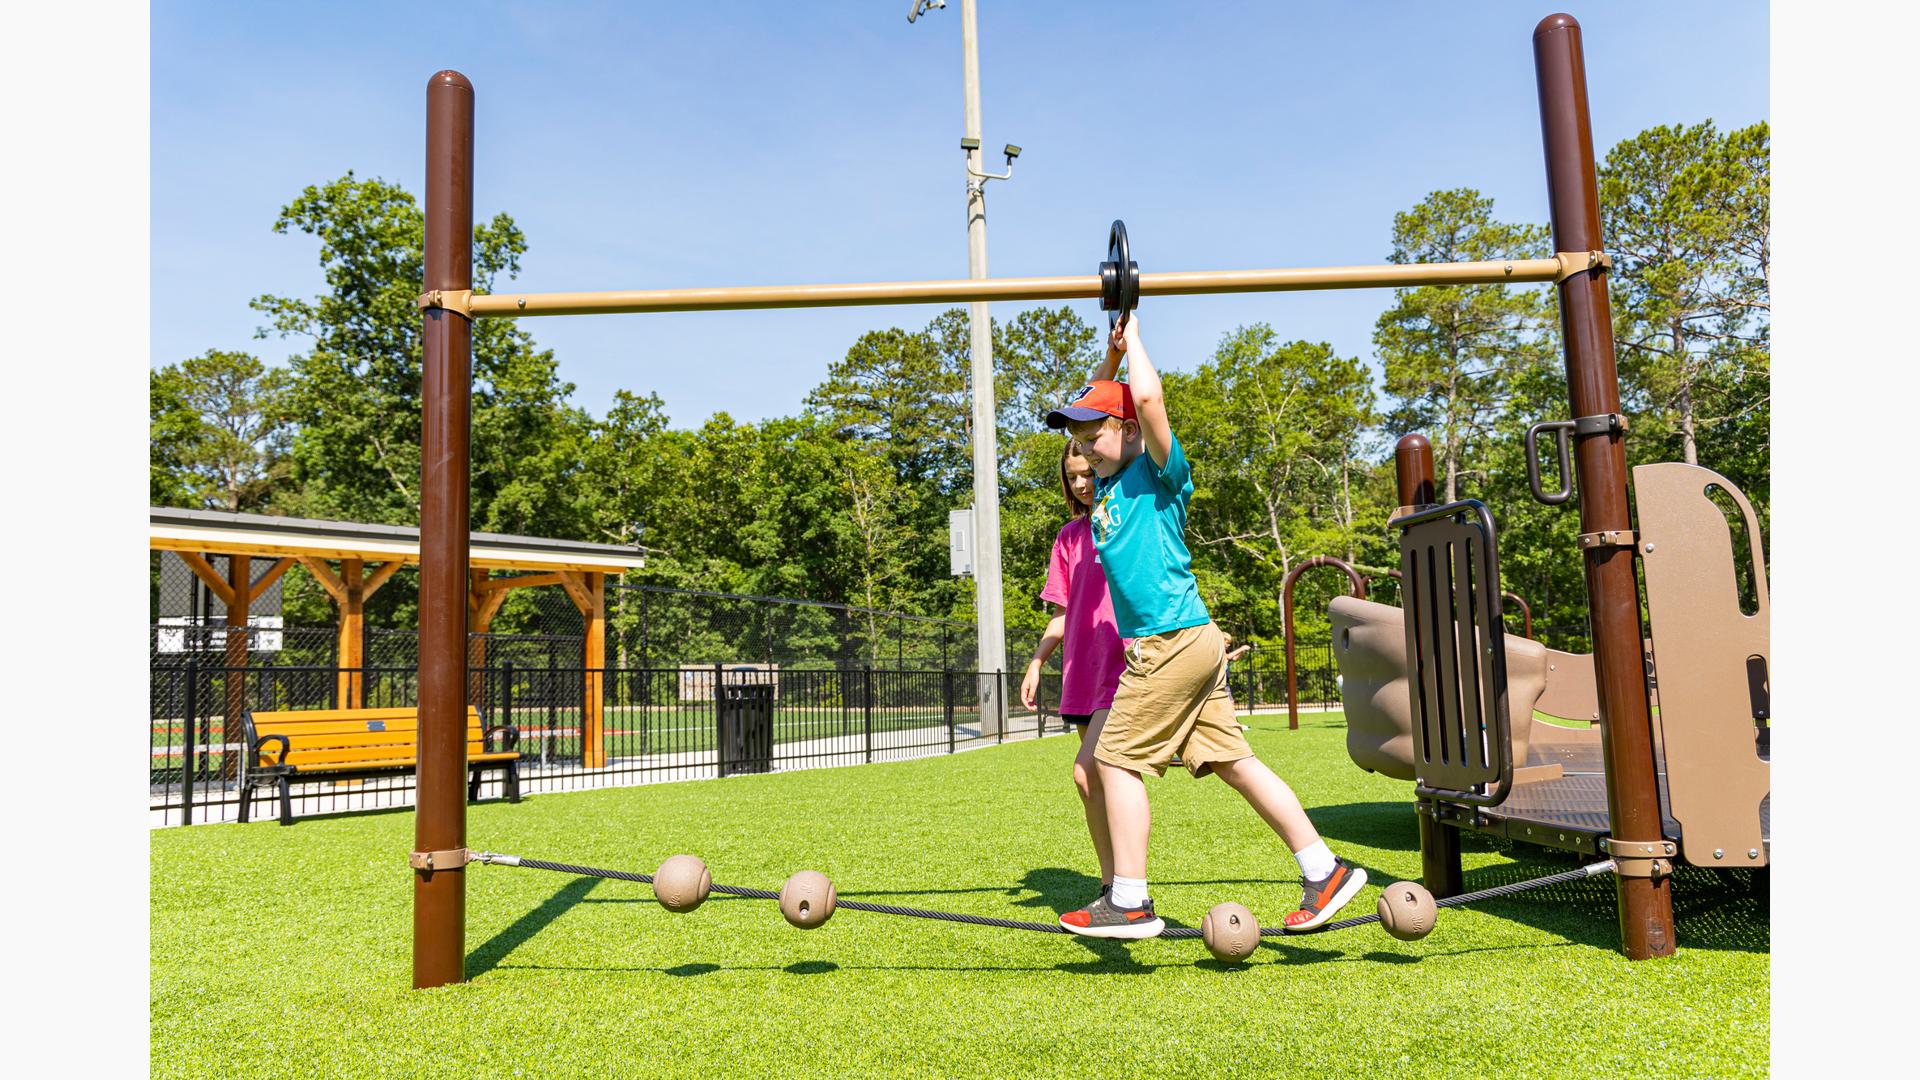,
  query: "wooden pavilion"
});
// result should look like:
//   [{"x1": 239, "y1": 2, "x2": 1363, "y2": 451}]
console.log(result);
[{"x1": 149, "y1": 507, "x2": 646, "y2": 768}]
